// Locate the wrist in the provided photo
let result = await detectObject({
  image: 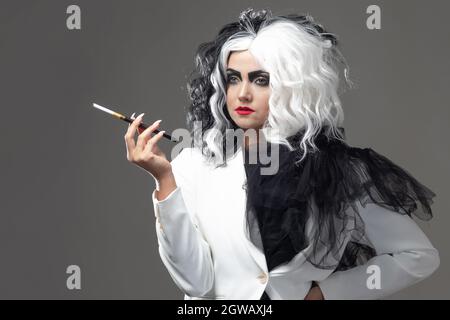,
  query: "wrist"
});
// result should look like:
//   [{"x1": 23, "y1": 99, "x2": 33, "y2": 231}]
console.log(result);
[
  {"x1": 154, "y1": 167, "x2": 174, "y2": 184},
  {"x1": 157, "y1": 172, "x2": 174, "y2": 184},
  {"x1": 155, "y1": 172, "x2": 177, "y2": 201}
]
